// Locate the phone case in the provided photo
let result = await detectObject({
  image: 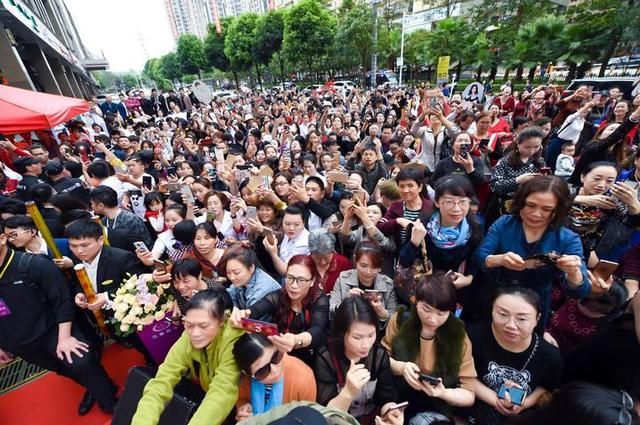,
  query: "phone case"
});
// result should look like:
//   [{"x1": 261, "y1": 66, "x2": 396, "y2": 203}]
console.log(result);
[{"x1": 240, "y1": 318, "x2": 278, "y2": 337}]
